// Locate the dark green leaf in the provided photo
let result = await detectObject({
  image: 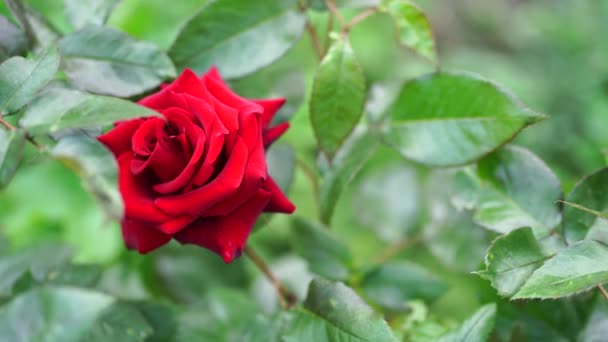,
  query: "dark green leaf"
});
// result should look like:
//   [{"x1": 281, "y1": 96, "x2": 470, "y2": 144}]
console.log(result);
[
  {"x1": 562, "y1": 167, "x2": 608, "y2": 244},
  {"x1": 0, "y1": 128, "x2": 26, "y2": 188},
  {"x1": 319, "y1": 127, "x2": 379, "y2": 223},
  {"x1": 289, "y1": 217, "x2": 352, "y2": 281},
  {"x1": 475, "y1": 145, "x2": 562, "y2": 237},
  {"x1": 20, "y1": 87, "x2": 157, "y2": 135},
  {"x1": 84, "y1": 302, "x2": 153, "y2": 342},
  {"x1": 310, "y1": 36, "x2": 366, "y2": 159},
  {"x1": 0, "y1": 47, "x2": 58, "y2": 114},
  {"x1": 59, "y1": 26, "x2": 176, "y2": 97},
  {"x1": 170, "y1": 0, "x2": 305, "y2": 79},
  {"x1": 360, "y1": 261, "x2": 447, "y2": 312},
  {"x1": 0, "y1": 243, "x2": 72, "y2": 297},
  {"x1": 437, "y1": 303, "x2": 497, "y2": 342},
  {"x1": 383, "y1": 72, "x2": 545, "y2": 166},
  {"x1": 266, "y1": 143, "x2": 296, "y2": 193},
  {"x1": 65, "y1": 0, "x2": 121, "y2": 29},
  {"x1": 51, "y1": 134, "x2": 122, "y2": 220},
  {"x1": 0, "y1": 286, "x2": 113, "y2": 341},
  {"x1": 514, "y1": 240, "x2": 608, "y2": 299},
  {"x1": 380, "y1": 0, "x2": 437, "y2": 63},
  {"x1": 476, "y1": 227, "x2": 547, "y2": 297},
  {"x1": 0, "y1": 15, "x2": 26, "y2": 61},
  {"x1": 132, "y1": 301, "x2": 177, "y2": 342},
  {"x1": 281, "y1": 278, "x2": 397, "y2": 342}
]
